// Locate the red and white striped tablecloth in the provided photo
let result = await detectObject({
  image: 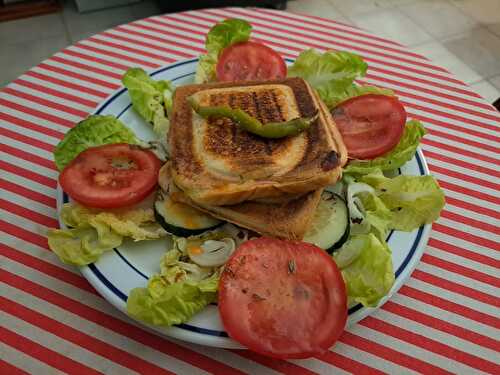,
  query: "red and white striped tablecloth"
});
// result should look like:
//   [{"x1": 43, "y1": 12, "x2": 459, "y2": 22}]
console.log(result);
[{"x1": 1, "y1": 7, "x2": 499, "y2": 375}]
